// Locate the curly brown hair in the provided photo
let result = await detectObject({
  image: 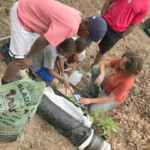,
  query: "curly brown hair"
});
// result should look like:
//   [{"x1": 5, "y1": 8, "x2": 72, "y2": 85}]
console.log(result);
[{"x1": 122, "y1": 51, "x2": 143, "y2": 76}]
